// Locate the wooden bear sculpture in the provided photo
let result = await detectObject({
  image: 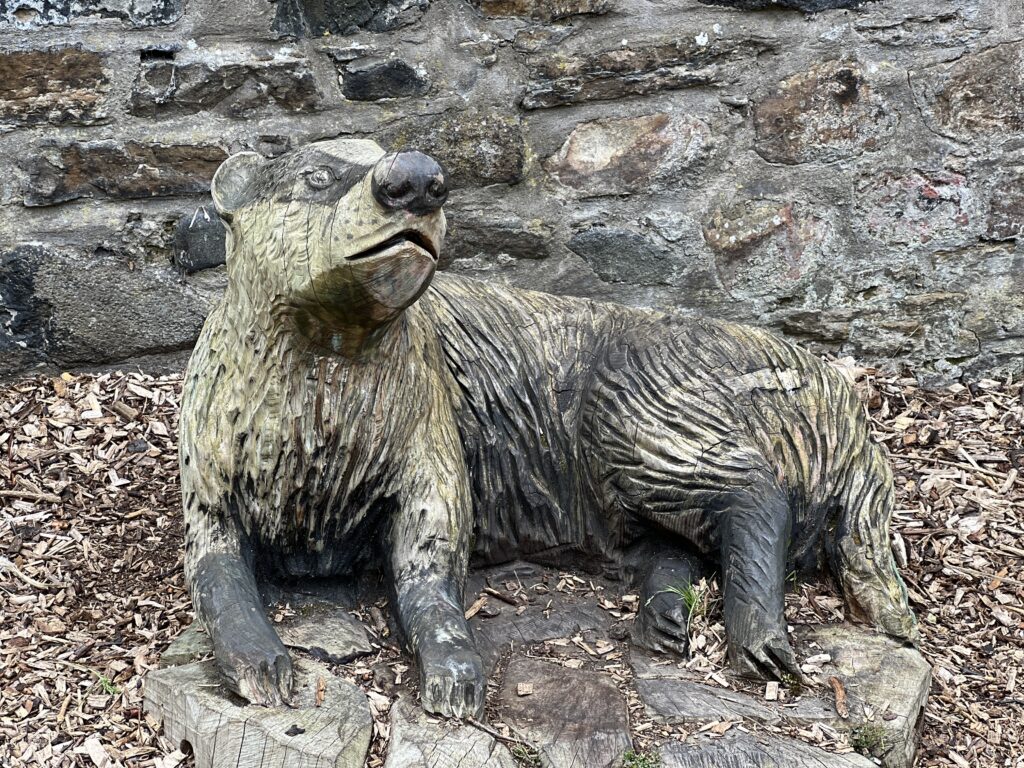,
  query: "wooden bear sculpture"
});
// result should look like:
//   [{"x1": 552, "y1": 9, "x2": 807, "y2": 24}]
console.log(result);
[{"x1": 180, "y1": 138, "x2": 917, "y2": 719}]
